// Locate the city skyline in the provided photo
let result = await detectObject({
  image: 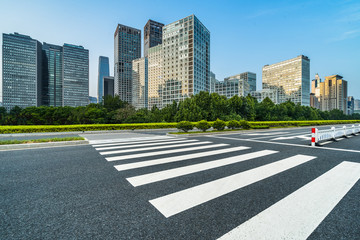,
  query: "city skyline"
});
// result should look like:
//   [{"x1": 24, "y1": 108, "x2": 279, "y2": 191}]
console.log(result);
[{"x1": 1, "y1": 0, "x2": 359, "y2": 100}]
